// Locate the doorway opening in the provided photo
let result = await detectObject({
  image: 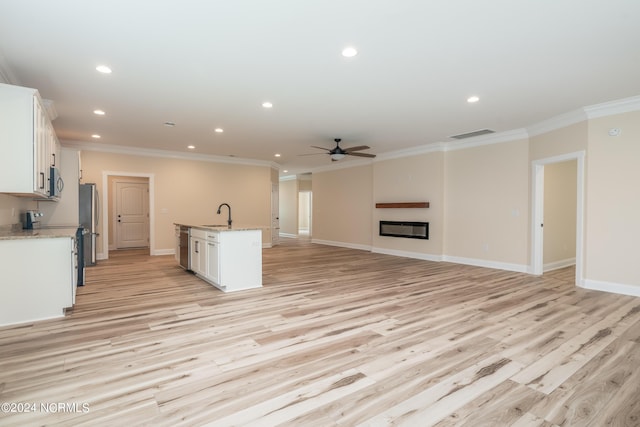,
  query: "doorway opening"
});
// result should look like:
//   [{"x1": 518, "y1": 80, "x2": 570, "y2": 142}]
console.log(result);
[
  {"x1": 100, "y1": 171, "x2": 155, "y2": 260},
  {"x1": 531, "y1": 151, "x2": 585, "y2": 285},
  {"x1": 298, "y1": 191, "x2": 312, "y2": 237}
]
